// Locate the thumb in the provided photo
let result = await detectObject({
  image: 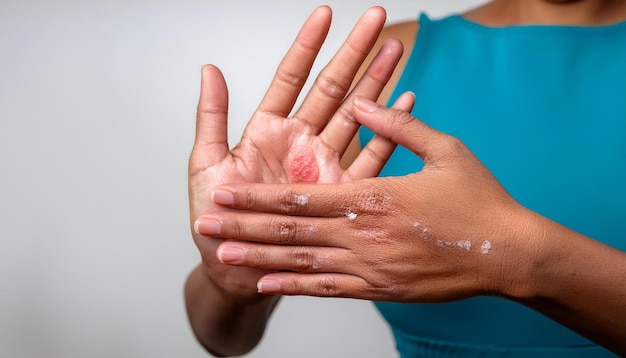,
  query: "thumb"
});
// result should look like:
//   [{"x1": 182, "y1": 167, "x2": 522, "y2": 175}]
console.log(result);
[
  {"x1": 353, "y1": 94, "x2": 446, "y2": 163},
  {"x1": 193, "y1": 65, "x2": 230, "y2": 165}
]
